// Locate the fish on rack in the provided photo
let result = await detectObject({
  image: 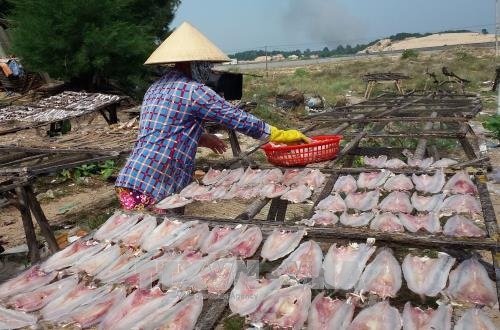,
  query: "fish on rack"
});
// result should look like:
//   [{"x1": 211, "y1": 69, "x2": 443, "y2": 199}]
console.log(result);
[
  {"x1": 357, "y1": 171, "x2": 391, "y2": 189},
  {"x1": 202, "y1": 168, "x2": 230, "y2": 185},
  {"x1": 189, "y1": 257, "x2": 238, "y2": 294},
  {"x1": 364, "y1": 155, "x2": 387, "y2": 168},
  {"x1": 398, "y1": 212, "x2": 441, "y2": 233},
  {"x1": 260, "y1": 168, "x2": 284, "y2": 184},
  {"x1": 323, "y1": 243, "x2": 376, "y2": 290},
  {"x1": 345, "y1": 190, "x2": 379, "y2": 211},
  {"x1": 272, "y1": 240, "x2": 323, "y2": 280},
  {"x1": 412, "y1": 170, "x2": 446, "y2": 194},
  {"x1": 442, "y1": 171, "x2": 478, "y2": 195},
  {"x1": 119, "y1": 215, "x2": 157, "y2": 246},
  {"x1": 411, "y1": 193, "x2": 444, "y2": 212},
  {"x1": 408, "y1": 157, "x2": 434, "y2": 169},
  {"x1": 159, "y1": 251, "x2": 208, "y2": 289},
  {"x1": 340, "y1": 212, "x2": 374, "y2": 227},
  {"x1": 141, "y1": 219, "x2": 194, "y2": 252},
  {"x1": 0, "y1": 265, "x2": 58, "y2": 299},
  {"x1": 307, "y1": 293, "x2": 354, "y2": 330},
  {"x1": 70, "y1": 244, "x2": 121, "y2": 276},
  {"x1": 156, "y1": 194, "x2": 192, "y2": 209},
  {"x1": 356, "y1": 248, "x2": 402, "y2": 298},
  {"x1": 260, "y1": 183, "x2": 290, "y2": 199},
  {"x1": 439, "y1": 194, "x2": 482, "y2": 216},
  {"x1": 306, "y1": 211, "x2": 338, "y2": 226},
  {"x1": 383, "y1": 174, "x2": 414, "y2": 191},
  {"x1": 370, "y1": 212, "x2": 405, "y2": 233},
  {"x1": 333, "y1": 175, "x2": 358, "y2": 193},
  {"x1": 0, "y1": 306, "x2": 37, "y2": 329},
  {"x1": 402, "y1": 253, "x2": 455, "y2": 297},
  {"x1": 42, "y1": 240, "x2": 105, "y2": 272},
  {"x1": 347, "y1": 301, "x2": 402, "y2": 330},
  {"x1": 200, "y1": 225, "x2": 247, "y2": 256},
  {"x1": 454, "y1": 308, "x2": 497, "y2": 330},
  {"x1": 379, "y1": 191, "x2": 413, "y2": 213},
  {"x1": 316, "y1": 193, "x2": 347, "y2": 213},
  {"x1": 227, "y1": 226, "x2": 263, "y2": 259},
  {"x1": 431, "y1": 158, "x2": 458, "y2": 168},
  {"x1": 281, "y1": 184, "x2": 312, "y2": 203},
  {"x1": 385, "y1": 158, "x2": 408, "y2": 169},
  {"x1": 93, "y1": 212, "x2": 141, "y2": 241},
  {"x1": 120, "y1": 252, "x2": 176, "y2": 289},
  {"x1": 229, "y1": 273, "x2": 282, "y2": 316},
  {"x1": 402, "y1": 302, "x2": 452, "y2": 330},
  {"x1": 443, "y1": 215, "x2": 486, "y2": 237},
  {"x1": 261, "y1": 229, "x2": 306, "y2": 262},
  {"x1": 167, "y1": 222, "x2": 210, "y2": 252},
  {"x1": 215, "y1": 167, "x2": 245, "y2": 186}
]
